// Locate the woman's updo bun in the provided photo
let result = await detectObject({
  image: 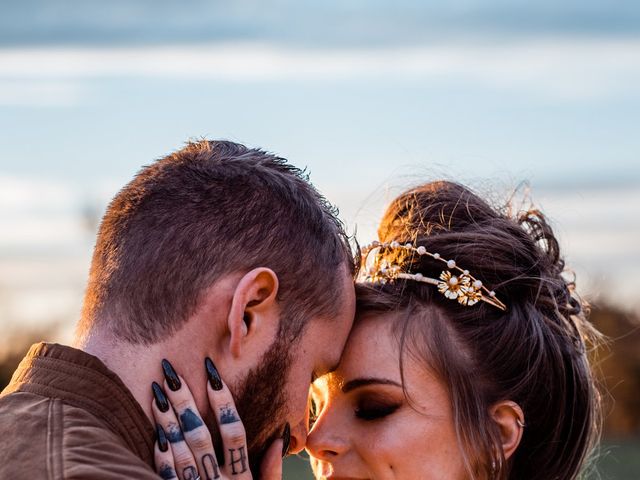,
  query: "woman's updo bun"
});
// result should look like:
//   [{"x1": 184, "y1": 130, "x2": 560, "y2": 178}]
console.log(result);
[{"x1": 358, "y1": 180, "x2": 601, "y2": 480}]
